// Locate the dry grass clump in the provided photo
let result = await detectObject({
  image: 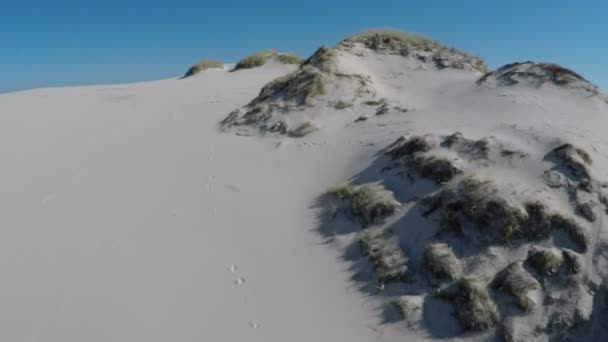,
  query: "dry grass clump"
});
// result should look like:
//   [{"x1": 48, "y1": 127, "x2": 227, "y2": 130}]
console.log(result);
[
  {"x1": 327, "y1": 182, "x2": 355, "y2": 200},
  {"x1": 432, "y1": 49, "x2": 489, "y2": 74},
  {"x1": 576, "y1": 202, "x2": 596, "y2": 222},
  {"x1": 478, "y1": 62, "x2": 594, "y2": 89},
  {"x1": 431, "y1": 179, "x2": 590, "y2": 249},
  {"x1": 527, "y1": 248, "x2": 564, "y2": 276},
  {"x1": 441, "y1": 178, "x2": 528, "y2": 243},
  {"x1": 442, "y1": 132, "x2": 490, "y2": 159},
  {"x1": 343, "y1": 29, "x2": 439, "y2": 52},
  {"x1": 220, "y1": 46, "x2": 340, "y2": 135},
  {"x1": 359, "y1": 229, "x2": 408, "y2": 282},
  {"x1": 550, "y1": 214, "x2": 590, "y2": 252},
  {"x1": 351, "y1": 183, "x2": 401, "y2": 227},
  {"x1": 387, "y1": 136, "x2": 432, "y2": 160},
  {"x1": 183, "y1": 59, "x2": 223, "y2": 77},
  {"x1": 332, "y1": 100, "x2": 353, "y2": 110},
  {"x1": 411, "y1": 154, "x2": 462, "y2": 183},
  {"x1": 549, "y1": 144, "x2": 592, "y2": 181},
  {"x1": 248, "y1": 47, "x2": 336, "y2": 107},
  {"x1": 492, "y1": 262, "x2": 540, "y2": 313},
  {"x1": 328, "y1": 182, "x2": 401, "y2": 227},
  {"x1": 386, "y1": 136, "x2": 461, "y2": 183},
  {"x1": 233, "y1": 50, "x2": 301, "y2": 71},
  {"x1": 522, "y1": 202, "x2": 553, "y2": 240},
  {"x1": 341, "y1": 29, "x2": 488, "y2": 73},
  {"x1": 275, "y1": 52, "x2": 301, "y2": 65},
  {"x1": 562, "y1": 249, "x2": 582, "y2": 274},
  {"x1": 288, "y1": 122, "x2": 317, "y2": 137},
  {"x1": 438, "y1": 278, "x2": 500, "y2": 331},
  {"x1": 424, "y1": 242, "x2": 462, "y2": 281},
  {"x1": 394, "y1": 296, "x2": 423, "y2": 323}
]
